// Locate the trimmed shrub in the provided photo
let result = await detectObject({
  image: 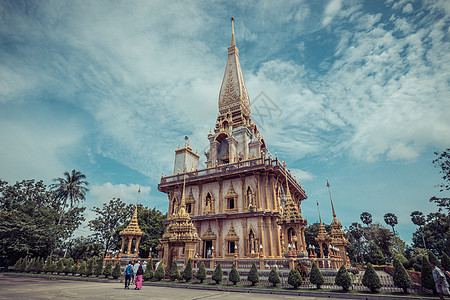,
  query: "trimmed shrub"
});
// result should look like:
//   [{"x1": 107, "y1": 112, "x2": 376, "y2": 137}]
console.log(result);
[
  {"x1": 393, "y1": 258, "x2": 412, "y2": 293},
  {"x1": 212, "y1": 263, "x2": 223, "y2": 284},
  {"x1": 169, "y1": 259, "x2": 181, "y2": 281},
  {"x1": 71, "y1": 263, "x2": 79, "y2": 276},
  {"x1": 78, "y1": 261, "x2": 87, "y2": 276},
  {"x1": 13, "y1": 258, "x2": 23, "y2": 272},
  {"x1": 248, "y1": 263, "x2": 259, "y2": 286},
  {"x1": 112, "y1": 262, "x2": 121, "y2": 279},
  {"x1": 183, "y1": 259, "x2": 193, "y2": 282},
  {"x1": 196, "y1": 262, "x2": 206, "y2": 283},
  {"x1": 44, "y1": 256, "x2": 52, "y2": 273},
  {"x1": 94, "y1": 259, "x2": 103, "y2": 277},
  {"x1": 268, "y1": 268, "x2": 281, "y2": 287},
  {"x1": 19, "y1": 257, "x2": 28, "y2": 272},
  {"x1": 64, "y1": 258, "x2": 74, "y2": 275},
  {"x1": 394, "y1": 254, "x2": 408, "y2": 266},
  {"x1": 56, "y1": 259, "x2": 65, "y2": 274},
  {"x1": 310, "y1": 261, "x2": 324, "y2": 289},
  {"x1": 288, "y1": 269, "x2": 302, "y2": 289},
  {"x1": 154, "y1": 262, "x2": 165, "y2": 281},
  {"x1": 229, "y1": 263, "x2": 240, "y2": 285},
  {"x1": 25, "y1": 258, "x2": 34, "y2": 273},
  {"x1": 362, "y1": 263, "x2": 381, "y2": 293},
  {"x1": 86, "y1": 258, "x2": 94, "y2": 276},
  {"x1": 421, "y1": 256, "x2": 435, "y2": 292},
  {"x1": 103, "y1": 262, "x2": 112, "y2": 278},
  {"x1": 144, "y1": 258, "x2": 154, "y2": 281},
  {"x1": 335, "y1": 265, "x2": 352, "y2": 291}
]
